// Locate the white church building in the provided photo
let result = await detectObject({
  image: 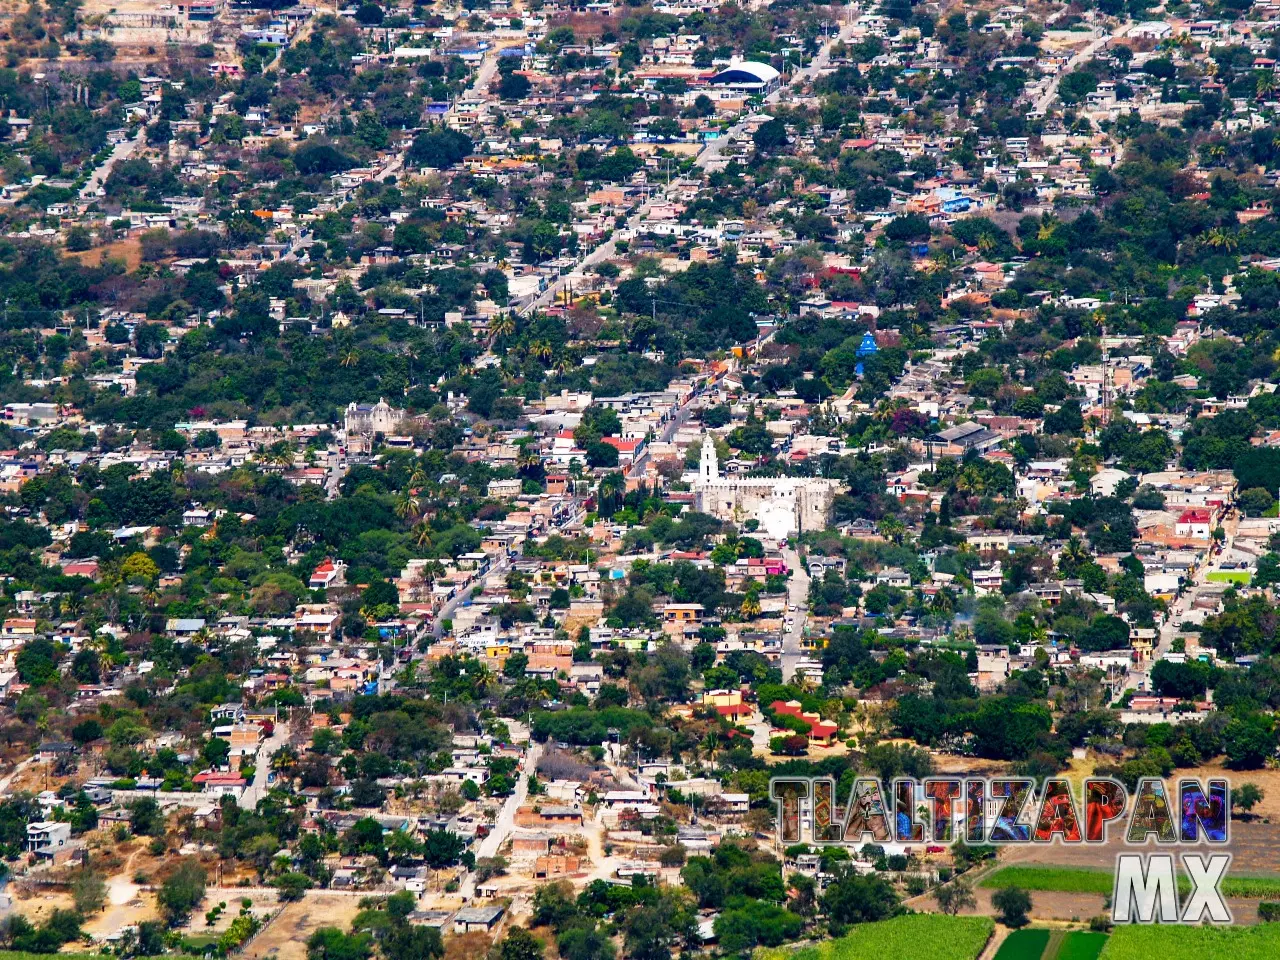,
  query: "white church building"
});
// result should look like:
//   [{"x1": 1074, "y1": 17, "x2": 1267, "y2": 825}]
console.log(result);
[{"x1": 692, "y1": 435, "x2": 840, "y2": 540}]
